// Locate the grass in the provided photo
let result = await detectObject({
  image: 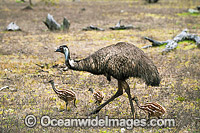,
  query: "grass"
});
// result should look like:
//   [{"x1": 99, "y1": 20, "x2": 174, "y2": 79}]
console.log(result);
[{"x1": 177, "y1": 12, "x2": 200, "y2": 17}]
